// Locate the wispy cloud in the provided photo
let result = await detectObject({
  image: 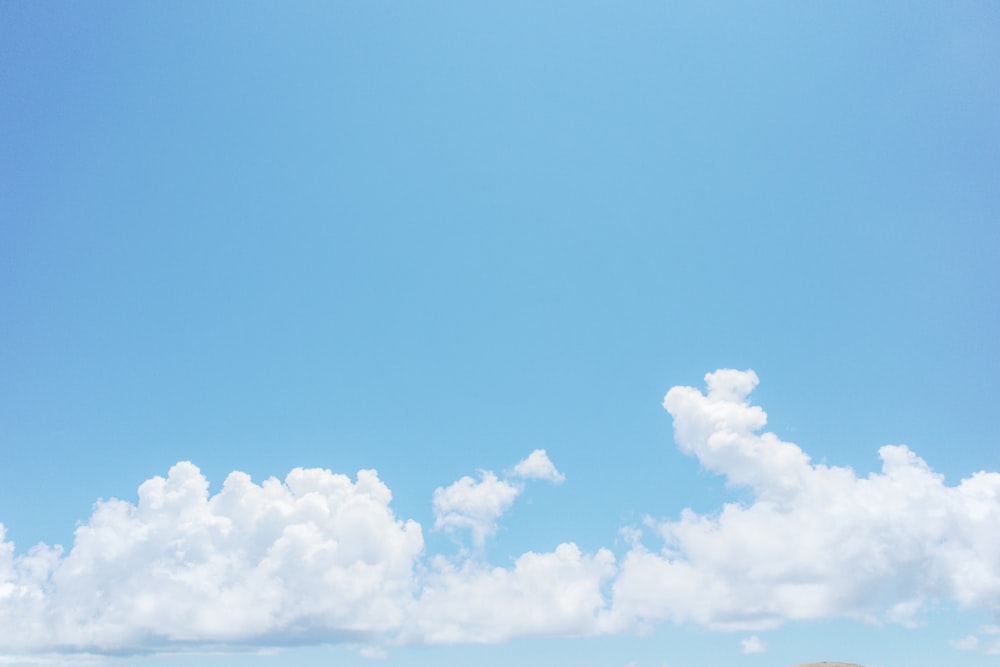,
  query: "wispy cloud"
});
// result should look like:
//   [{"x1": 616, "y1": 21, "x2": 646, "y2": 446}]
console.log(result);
[
  {"x1": 408, "y1": 543, "x2": 614, "y2": 644},
  {"x1": 740, "y1": 635, "x2": 767, "y2": 654},
  {"x1": 950, "y1": 634, "x2": 979, "y2": 651}
]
